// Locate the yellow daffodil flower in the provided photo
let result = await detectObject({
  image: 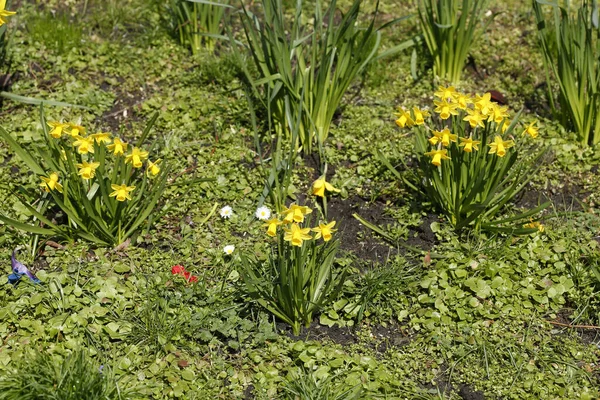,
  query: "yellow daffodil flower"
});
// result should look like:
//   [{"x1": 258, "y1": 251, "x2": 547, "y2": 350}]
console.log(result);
[
  {"x1": 413, "y1": 107, "x2": 430, "y2": 125},
  {"x1": 424, "y1": 149, "x2": 451, "y2": 166},
  {"x1": 73, "y1": 136, "x2": 95, "y2": 154},
  {"x1": 434, "y1": 85, "x2": 456, "y2": 100},
  {"x1": 282, "y1": 203, "x2": 312, "y2": 223},
  {"x1": 501, "y1": 120, "x2": 510, "y2": 133},
  {"x1": 488, "y1": 135, "x2": 515, "y2": 157},
  {"x1": 474, "y1": 93, "x2": 494, "y2": 116},
  {"x1": 394, "y1": 107, "x2": 415, "y2": 128},
  {"x1": 47, "y1": 121, "x2": 69, "y2": 139},
  {"x1": 523, "y1": 218, "x2": 544, "y2": 233},
  {"x1": 429, "y1": 127, "x2": 457, "y2": 147},
  {"x1": 459, "y1": 137, "x2": 481, "y2": 152},
  {"x1": 68, "y1": 123, "x2": 86, "y2": 138},
  {"x1": 76, "y1": 161, "x2": 100, "y2": 180},
  {"x1": 488, "y1": 103, "x2": 509, "y2": 124},
  {"x1": 125, "y1": 147, "x2": 149, "y2": 168},
  {"x1": 451, "y1": 92, "x2": 473, "y2": 110},
  {"x1": 523, "y1": 121, "x2": 539, "y2": 138},
  {"x1": 312, "y1": 221, "x2": 337, "y2": 242},
  {"x1": 263, "y1": 218, "x2": 282, "y2": 237},
  {"x1": 107, "y1": 137, "x2": 128, "y2": 155},
  {"x1": 91, "y1": 132, "x2": 112, "y2": 144},
  {"x1": 39, "y1": 173, "x2": 63, "y2": 193},
  {"x1": 0, "y1": 0, "x2": 16, "y2": 27},
  {"x1": 147, "y1": 159, "x2": 162, "y2": 177},
  {"x1": 109, "y1": 184, "x2": 136, "y2": 202},
  {"x1": 283, "y1": 223, "x2": 312, "y2": 247},
  {"x1": 312, "y1": 177, "x2": 340, "y2": 198},
  {"x1": 433, "y1": 99, "x2": 459, "y2": 120},
  {"x1": 463, "y1": 109, "x2": 486, "y2": 129}
]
